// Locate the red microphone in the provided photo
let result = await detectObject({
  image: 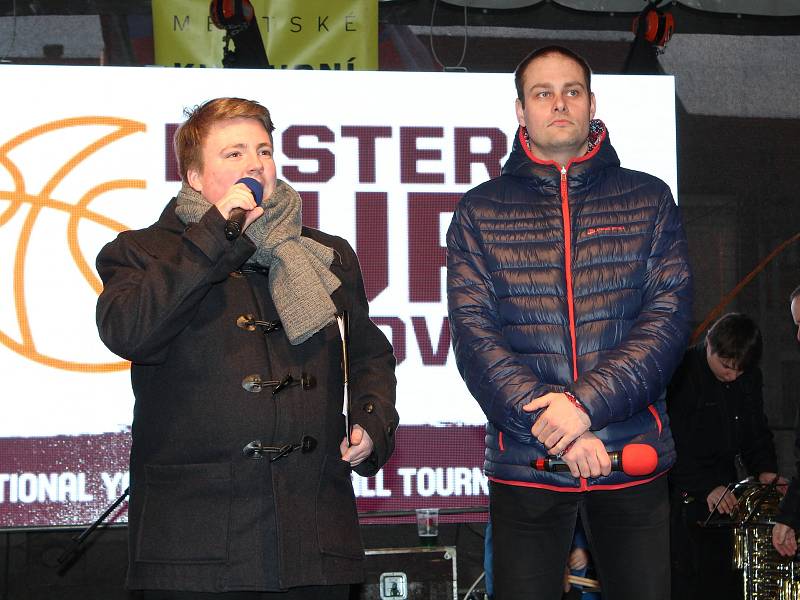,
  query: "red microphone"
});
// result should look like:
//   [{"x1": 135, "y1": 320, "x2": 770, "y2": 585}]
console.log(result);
[{"x1": 532, "y1": 444, "x2": 658, "y2": 477}]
